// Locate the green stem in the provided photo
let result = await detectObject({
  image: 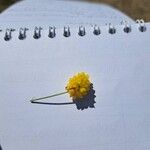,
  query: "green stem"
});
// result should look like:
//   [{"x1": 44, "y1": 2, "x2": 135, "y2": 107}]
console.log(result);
[{"x1": 30, "y1": 91, "x2": 68, "y2": 102}]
